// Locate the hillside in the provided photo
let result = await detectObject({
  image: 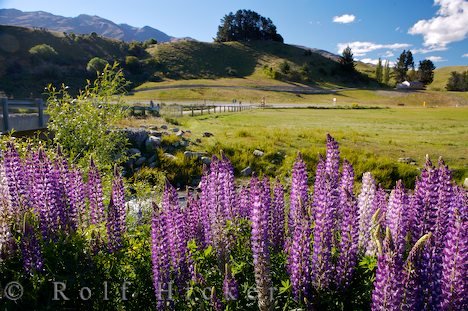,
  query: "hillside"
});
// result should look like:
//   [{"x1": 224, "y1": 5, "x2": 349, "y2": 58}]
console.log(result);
[
  {"x1": 0, "y1": 25, "x2": 381, "y2": 98},
  {"x1": 429, "y1": 65, "x2": 468, "y2": 91},
  {"x1": 0, "y1": 25, "x2": 131, "y2": 96},
  {"x1": 0, "y1": 8, "x2": 175, "y2": 42}
]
